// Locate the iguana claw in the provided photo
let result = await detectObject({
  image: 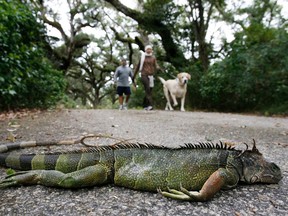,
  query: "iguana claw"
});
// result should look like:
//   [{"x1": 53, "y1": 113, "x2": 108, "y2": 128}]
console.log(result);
[
  {"x1": 0, "y1": 171, "x2": 39, "y2": 188},
  {"x1": 0, "y1": 177, "x2": 17, "y2": 188},
  {"x1": 157, "y1": 185, "x2": 199, "y2": 201}
]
